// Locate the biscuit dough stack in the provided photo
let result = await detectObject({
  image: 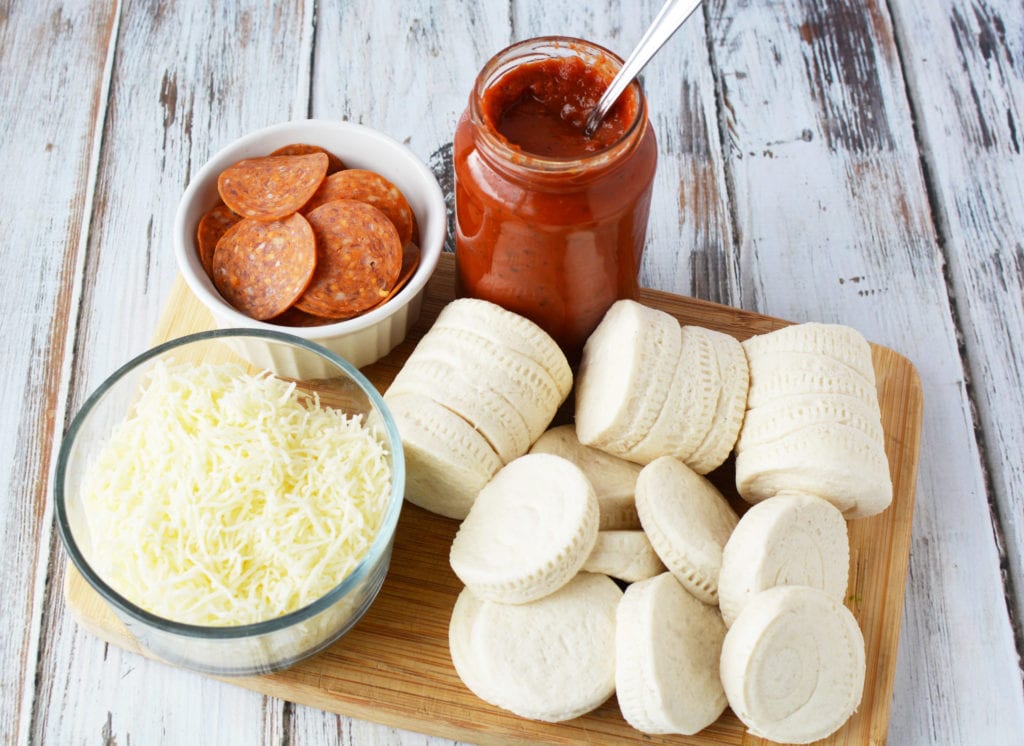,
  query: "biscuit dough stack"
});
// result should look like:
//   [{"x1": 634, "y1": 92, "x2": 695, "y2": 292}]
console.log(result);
[
  {"x1": 736, "y1": 322, "x2": 893, "y2": 518},
  {"x1": 383, "y1": 298, "x2": 892, "y2": 742},
  {"x1": 575, "y1": 300, "x2": 749, "y2": 475},
  {"x1": 383, "y1": 298, "x2": 572, "y2": 520}
]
